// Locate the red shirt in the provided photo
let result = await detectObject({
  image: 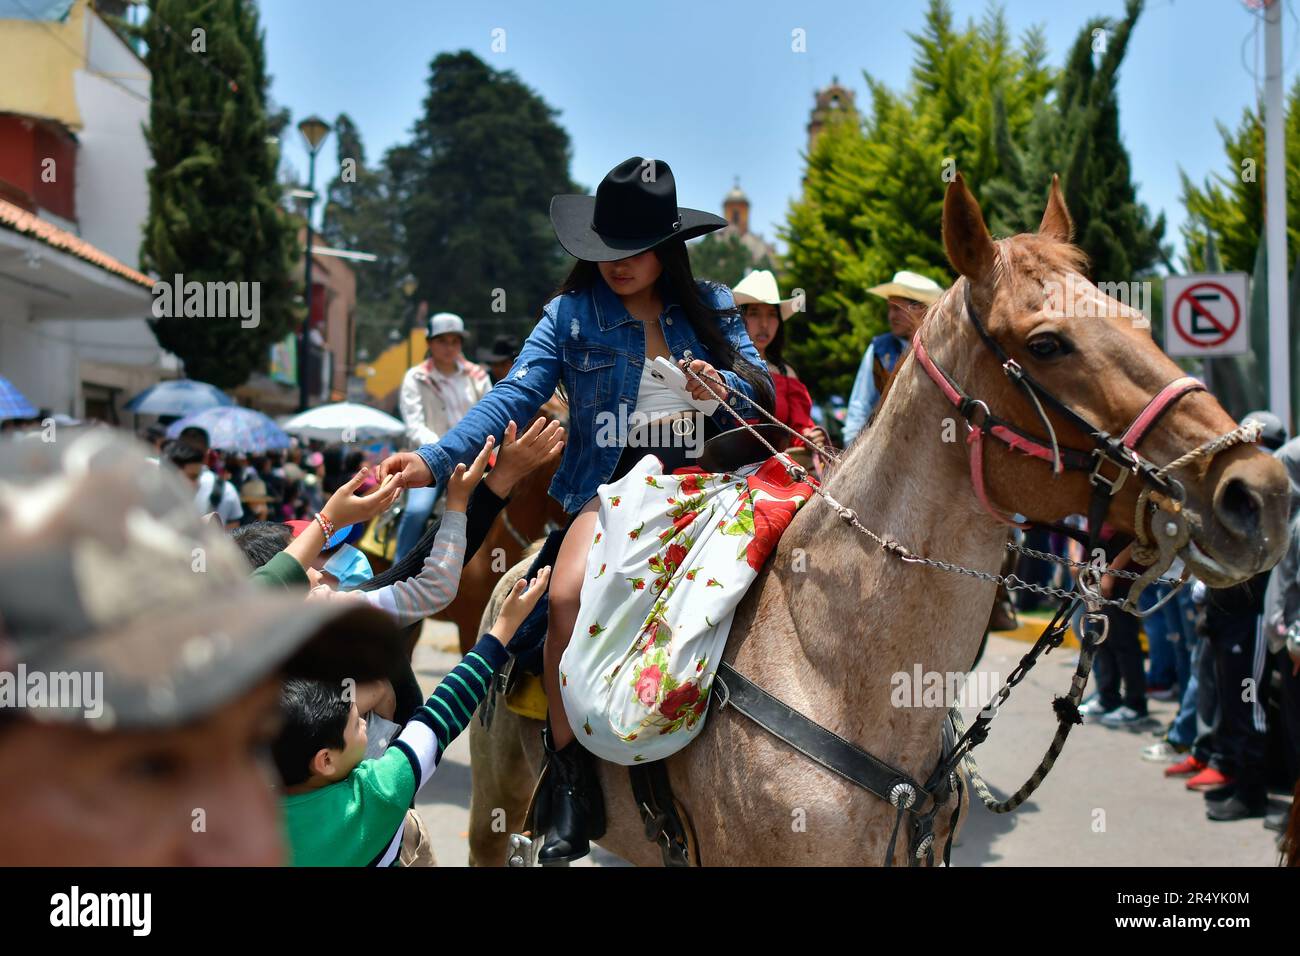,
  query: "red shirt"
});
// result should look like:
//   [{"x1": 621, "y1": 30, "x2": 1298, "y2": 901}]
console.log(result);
[{"x1": 771, "y1": 367, "x2": 816, "y2": 447}]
